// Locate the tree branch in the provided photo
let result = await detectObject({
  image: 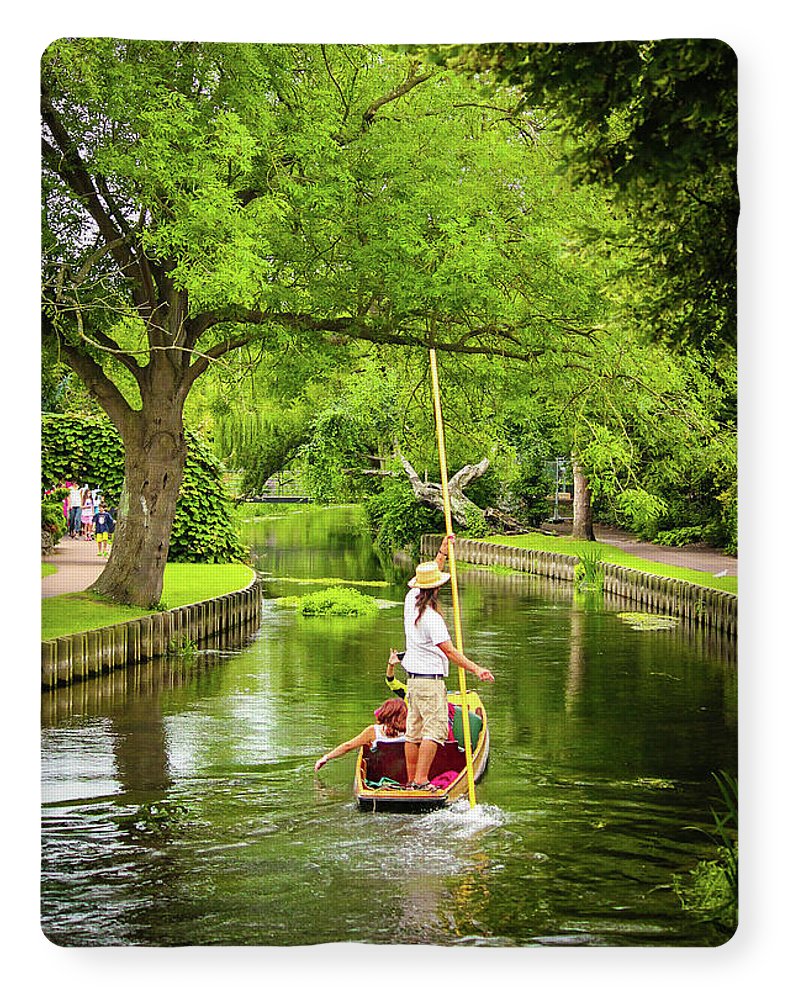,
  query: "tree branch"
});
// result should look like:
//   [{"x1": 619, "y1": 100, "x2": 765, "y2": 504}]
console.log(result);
[
  {"x1": 186, "y1": 306, "x2": 546, "y2": 373},
  {"x1": 41, "y1": 105, "x2": 131, "y2": 273},
  {"x1": 321, "y1": 45, "x2": 350, "y2": 120},
  {"x1": 448, "y1": 457, "x2": 491, "y2": 492},
  {"x1": 43, "y1": 310, "x2": 136, "y2": 435},
  {"x1": 362, "y1": 62, "x2": 434, "y2": 127},
  {"x1": 42, "y1": 93, "x2": 159, "y2": 325}
]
